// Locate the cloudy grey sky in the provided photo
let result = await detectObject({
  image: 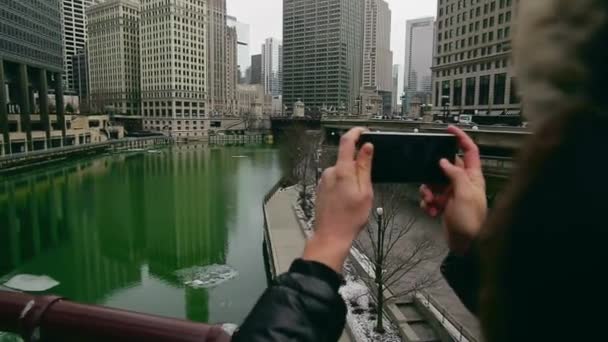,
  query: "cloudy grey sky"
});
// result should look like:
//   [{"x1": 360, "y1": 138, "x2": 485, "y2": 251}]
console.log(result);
[{"x1": 227, "y1": 0, "x2": 437, "y2": 67}]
